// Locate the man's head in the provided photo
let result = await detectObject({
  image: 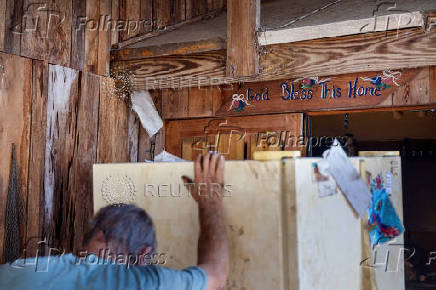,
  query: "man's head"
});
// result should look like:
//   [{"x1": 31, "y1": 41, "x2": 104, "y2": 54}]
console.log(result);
[{"x1": 83, "y1": 204, "x2": 156, "y2": 263}]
